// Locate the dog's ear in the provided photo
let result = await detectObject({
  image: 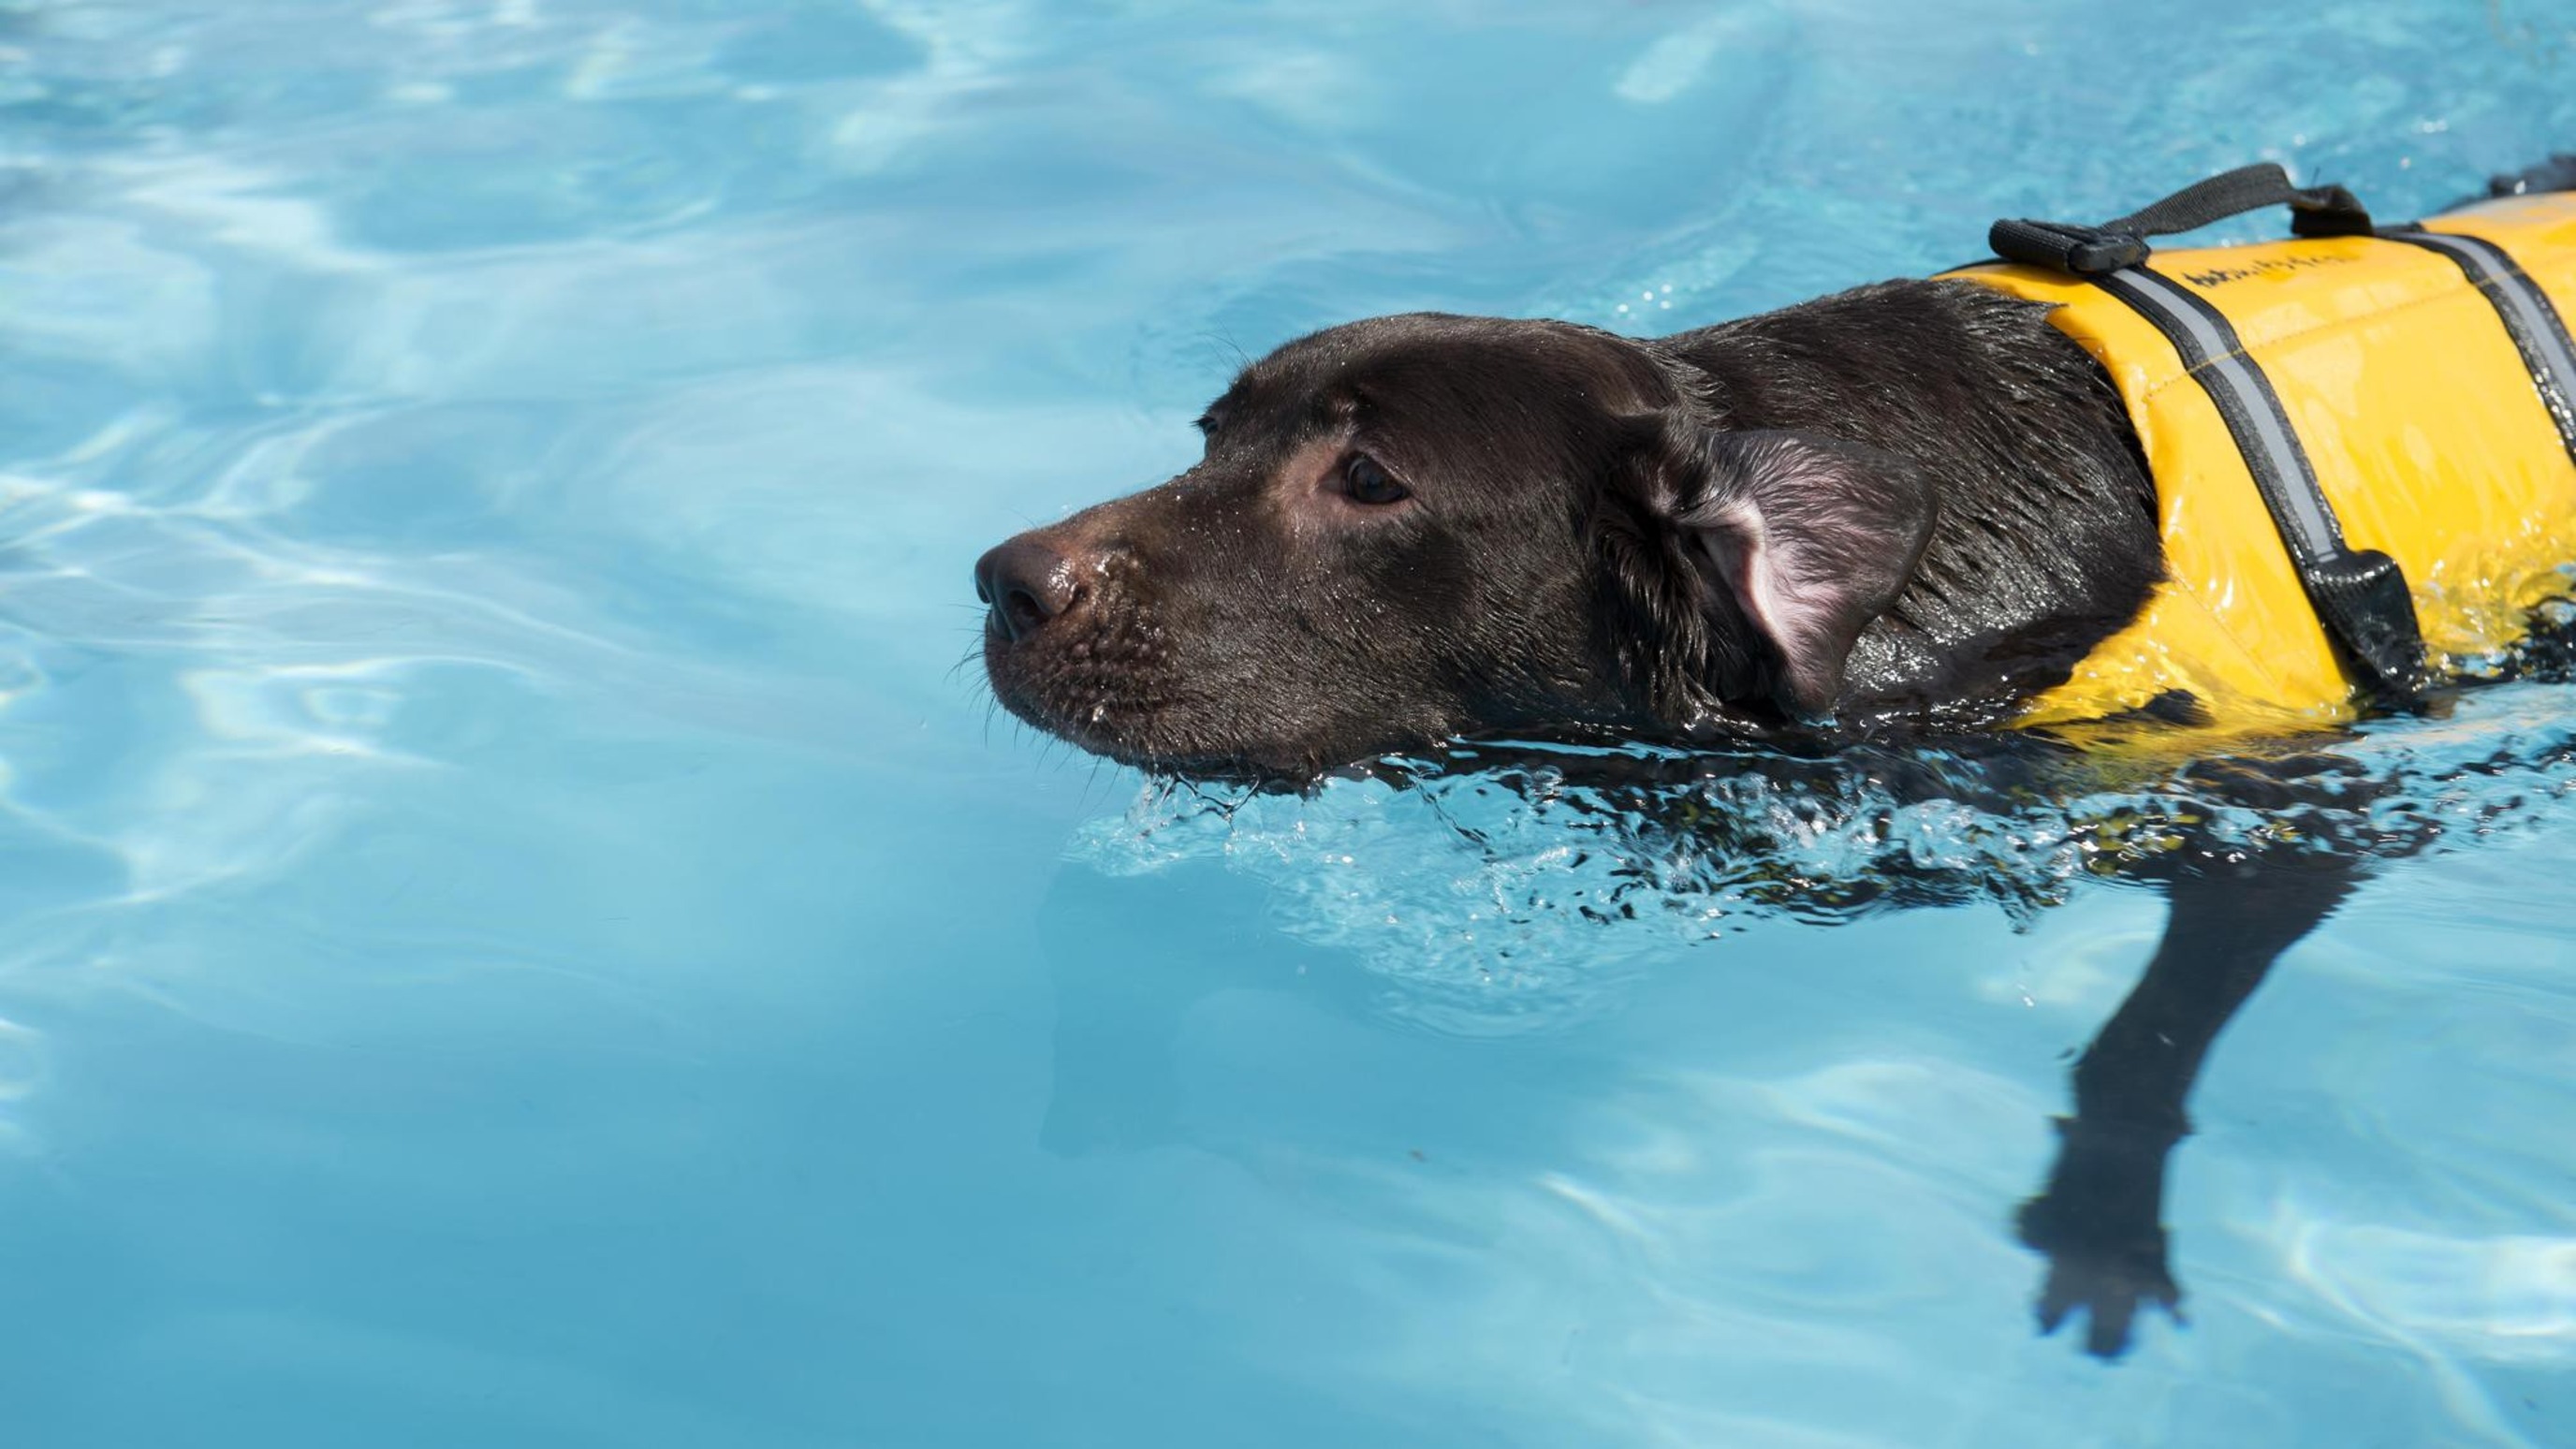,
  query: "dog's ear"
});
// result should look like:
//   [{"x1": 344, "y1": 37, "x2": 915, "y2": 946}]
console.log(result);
[{"x1": 1636, "y1": 424, "x2": 1937, "y2": 716}]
